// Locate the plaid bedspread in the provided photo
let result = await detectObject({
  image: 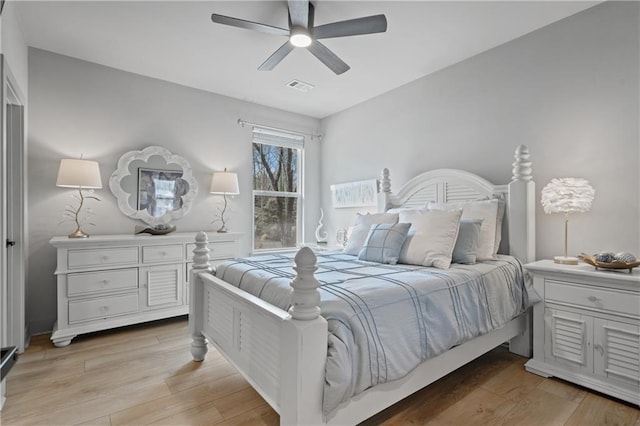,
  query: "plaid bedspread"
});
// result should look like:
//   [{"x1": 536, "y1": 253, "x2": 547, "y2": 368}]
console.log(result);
[{"x1": 215, "y1": 251, "x2": 537, "y2": 415}]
